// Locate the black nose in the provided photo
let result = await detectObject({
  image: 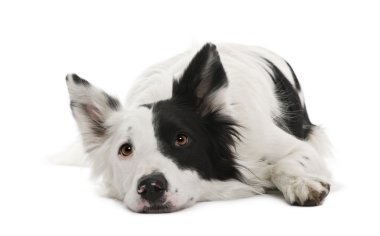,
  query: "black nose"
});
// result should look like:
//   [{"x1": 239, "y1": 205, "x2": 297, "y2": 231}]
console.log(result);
[{"x1": 137, "y1": 172, "x2": 168, "y2": 203}]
